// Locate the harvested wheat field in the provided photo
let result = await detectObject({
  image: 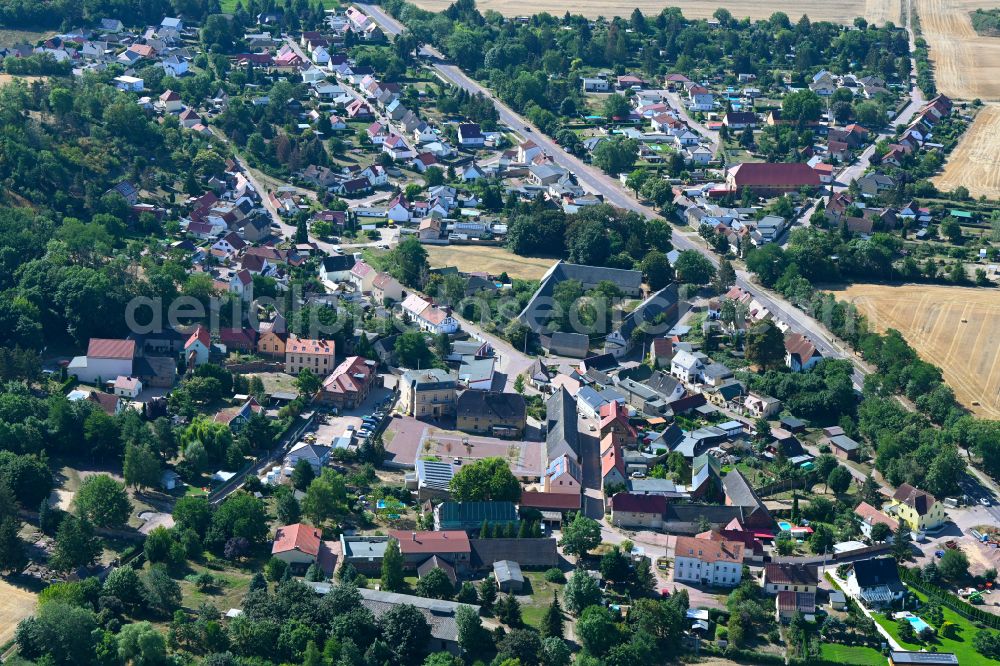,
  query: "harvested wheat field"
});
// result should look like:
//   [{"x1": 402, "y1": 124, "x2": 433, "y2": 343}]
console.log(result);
[
  {"x1": 0, "y1": 579, "x2": 37, "y2": 644},
  {"x1": 411, "y1": 0, "x2": 898, "y2": 25},
  {"x1": 934, "y1": 104, "x2": 1000, "y2": 198},
  {"x1": 917, "y1": 0, "x2": 1000, "y2": 100},
  {"x1": 424, "y1": 245, "x2": 555, "y2": 280},
  {"x1": 830, "y1": 283, "x2": 1000, "y2": 418}
]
